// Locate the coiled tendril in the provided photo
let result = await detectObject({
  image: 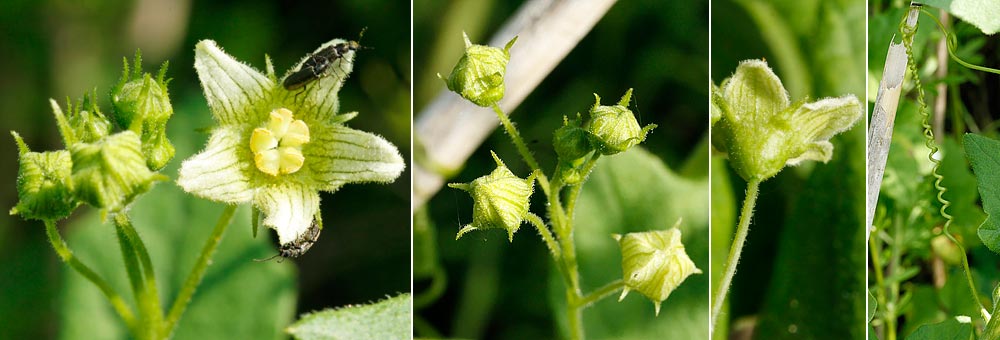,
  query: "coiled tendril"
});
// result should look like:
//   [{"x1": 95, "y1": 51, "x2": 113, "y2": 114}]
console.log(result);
[{"x1": 900, "y1": 9, "x2": 986, "y2": 315}]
